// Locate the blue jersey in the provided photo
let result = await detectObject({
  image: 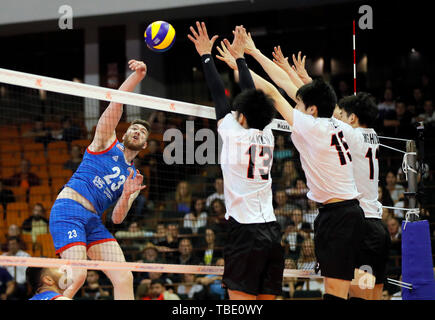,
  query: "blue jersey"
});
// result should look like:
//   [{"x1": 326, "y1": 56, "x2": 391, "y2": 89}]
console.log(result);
[
  {"x1": 29, "y1": 290, "x2": 64, "y2": 300},
  {"x1": 65, "y1": 139, "x2": 136, "y2": 216}
]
